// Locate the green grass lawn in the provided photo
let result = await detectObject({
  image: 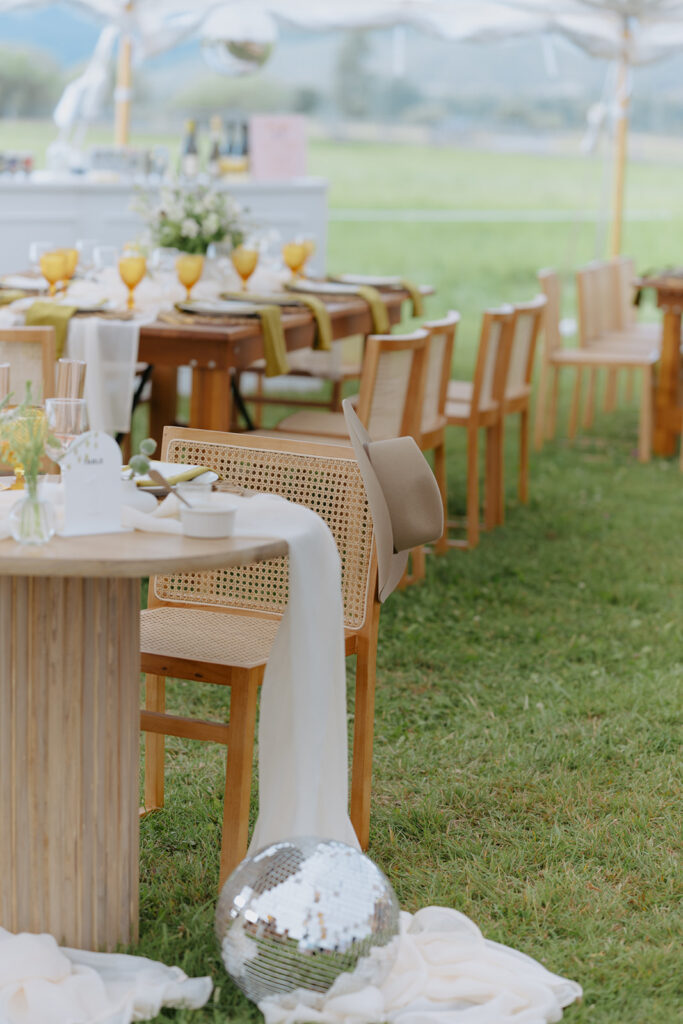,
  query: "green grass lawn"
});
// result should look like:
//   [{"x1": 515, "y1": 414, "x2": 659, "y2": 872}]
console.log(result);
[{"x1": 2, "y1": 120, "x2": 679, "y2": 1021}]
